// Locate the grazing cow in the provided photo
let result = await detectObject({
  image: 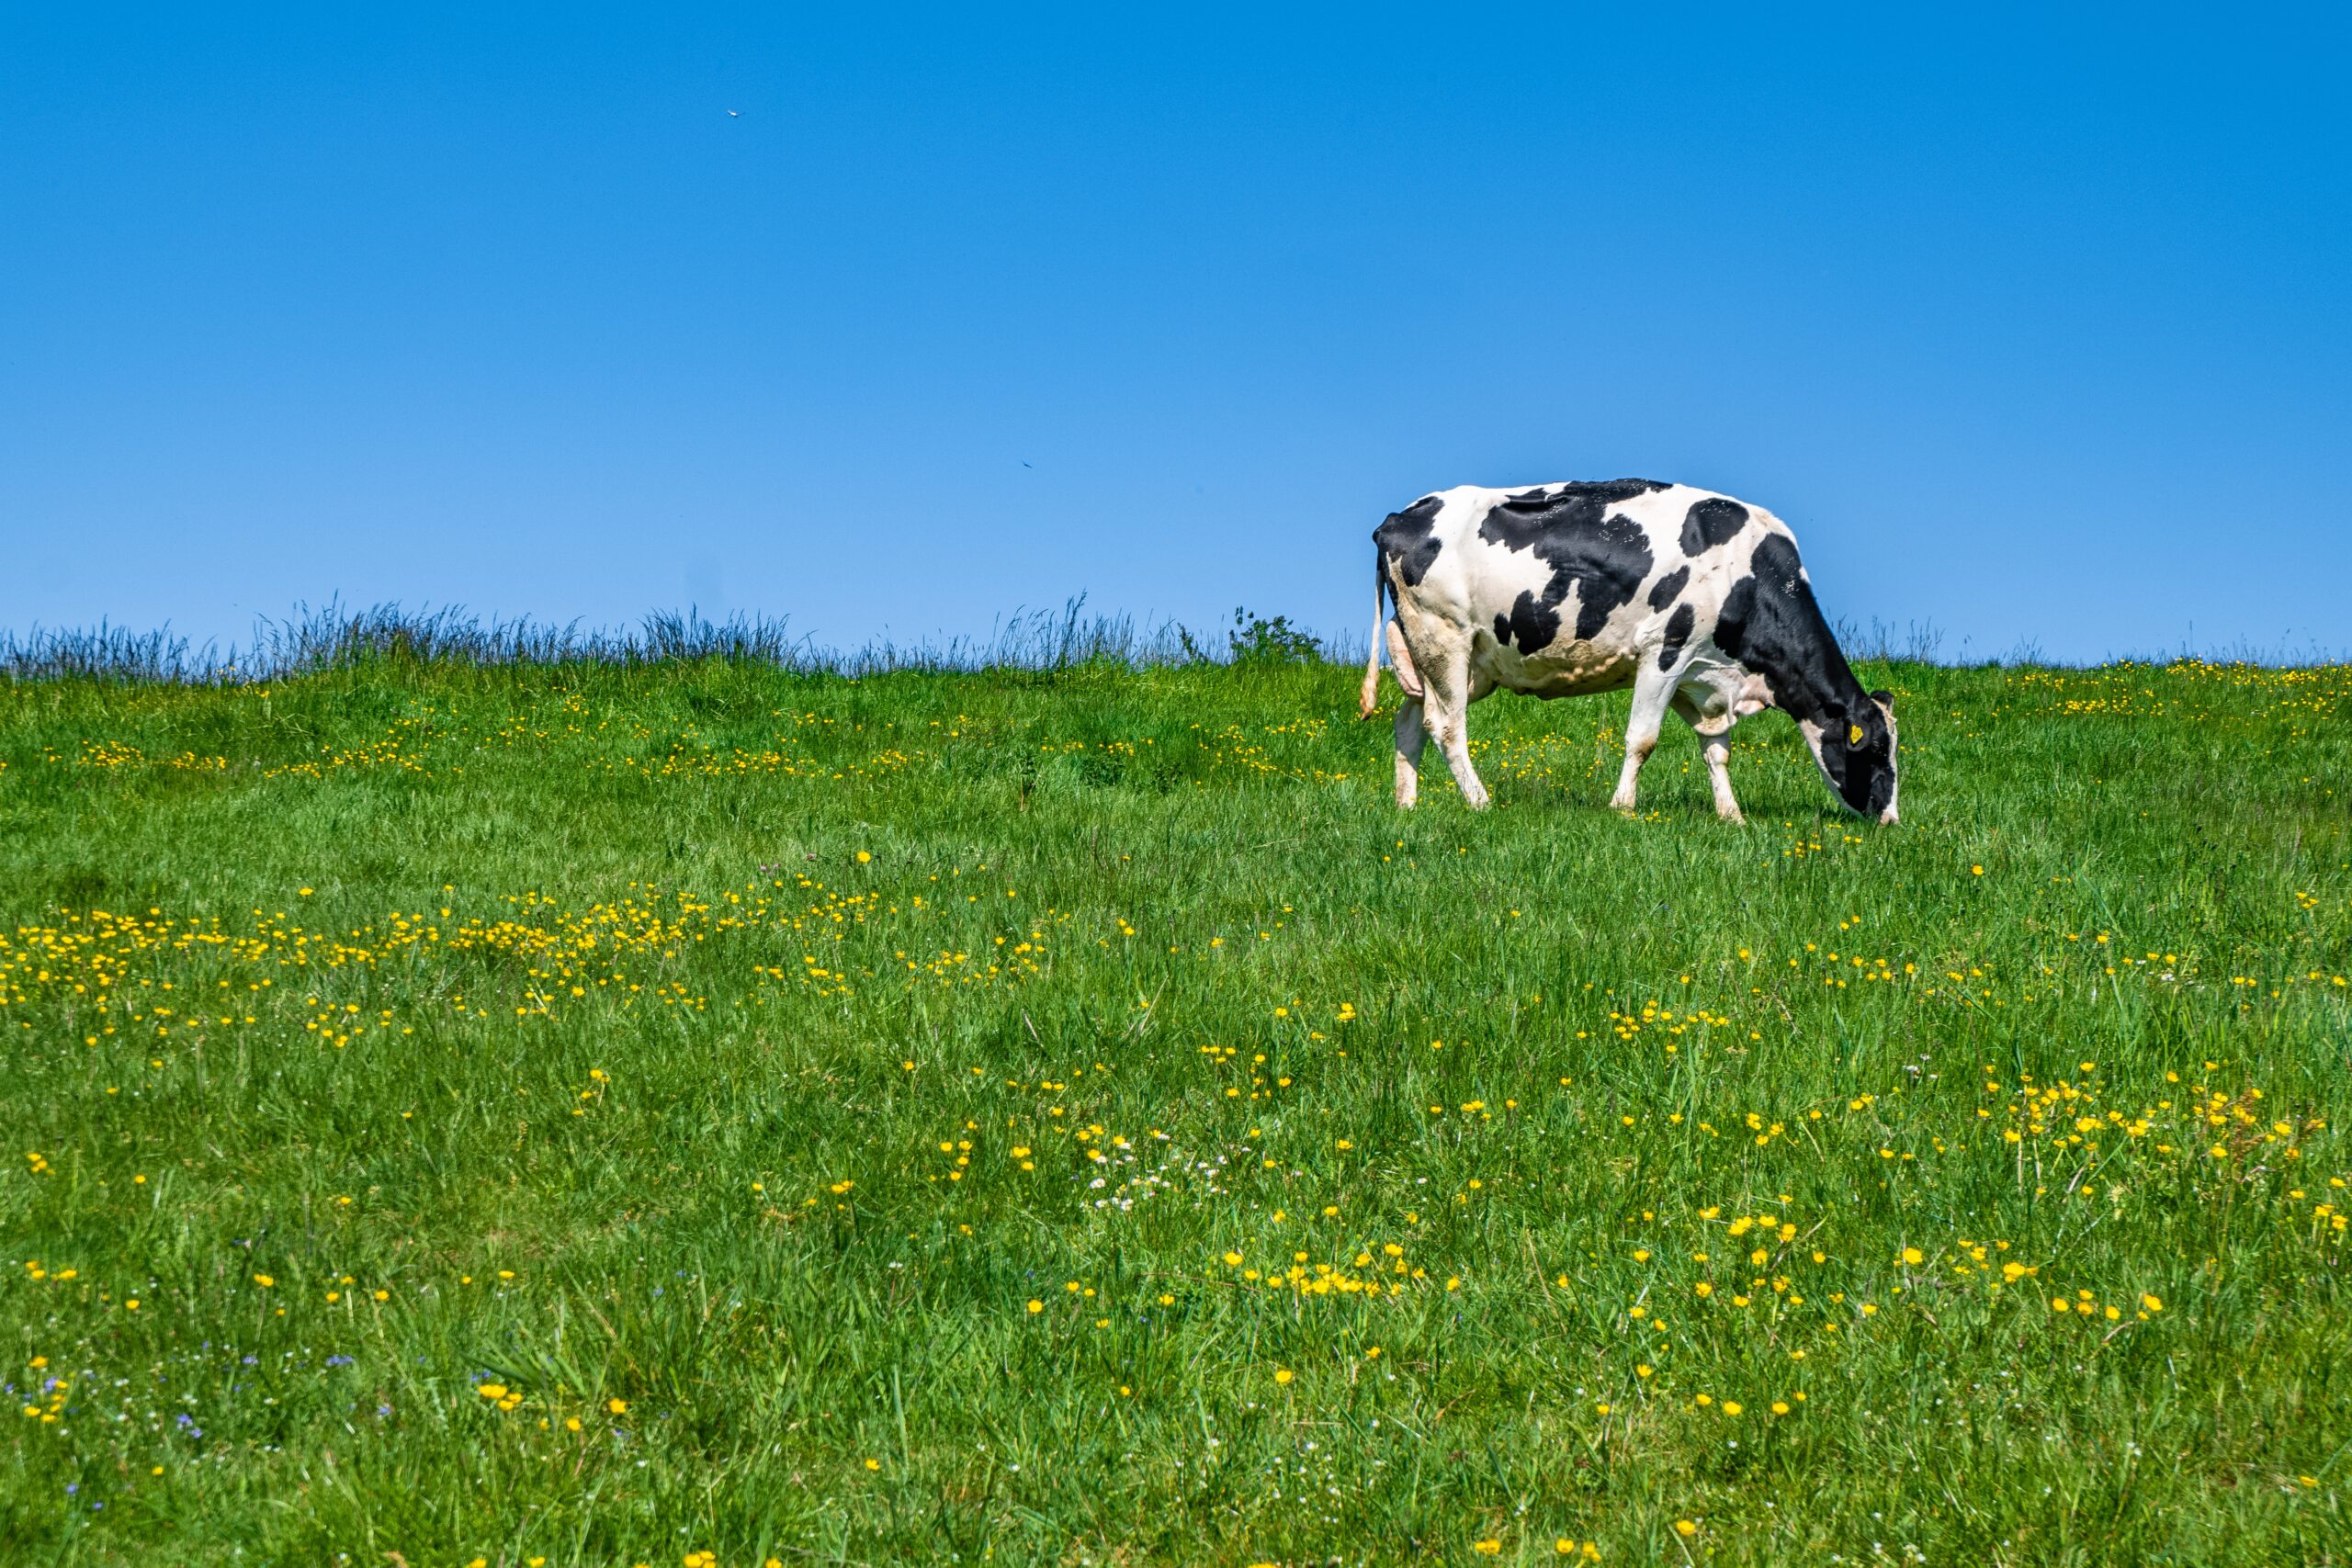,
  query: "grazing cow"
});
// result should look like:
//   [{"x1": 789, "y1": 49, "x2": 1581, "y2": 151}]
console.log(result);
[{"x1": 1359, "y1": 479, "x2": 1897, "y2": 824}]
